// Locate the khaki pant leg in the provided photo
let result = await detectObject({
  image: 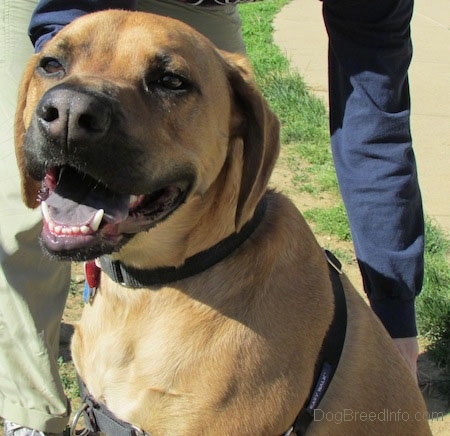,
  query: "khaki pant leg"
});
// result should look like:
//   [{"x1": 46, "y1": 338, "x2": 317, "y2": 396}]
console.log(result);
[
  {"x1": 137, "y1": 0, "x2": 246, "y2": 53},
  {"x1": 0, "y1": 1, "x2": 71, "y2": 432}
]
